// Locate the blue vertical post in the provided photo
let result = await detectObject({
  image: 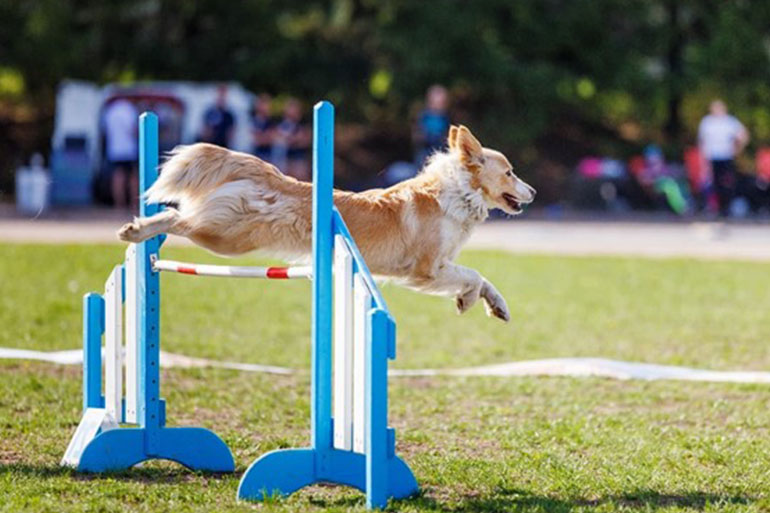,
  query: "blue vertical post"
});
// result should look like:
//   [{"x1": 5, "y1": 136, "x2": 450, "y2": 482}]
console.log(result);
[
  {"x1": 366, "y1": 309, "x2": 390, "y2": 509},
  {"x1": 139, "y1": 112, "x2": 160, "y2": 219},
  {"x1": 312, "y1": 101, "x2": 335, "y2": 462},
  {"x1": 137, "y1": 112, "x2": 162, "y2": 453},
  {"x1": 83, "y1": 293, "x2": 105, "y2": 410}
]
